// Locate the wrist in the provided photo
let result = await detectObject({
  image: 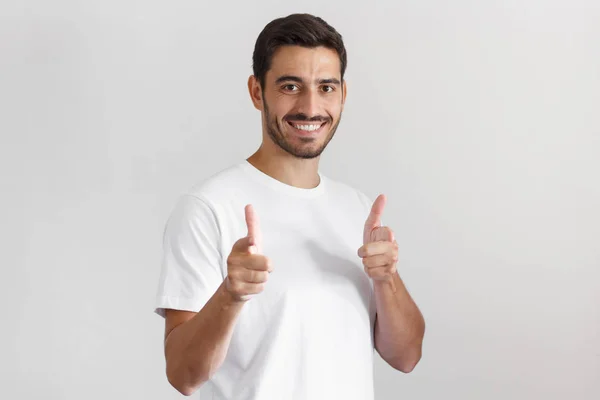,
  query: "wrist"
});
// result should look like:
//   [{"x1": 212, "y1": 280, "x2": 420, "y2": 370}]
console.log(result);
[
  {"x1": 373, "y1": 274, "x2": 397, "y2": 293},
  {"x1": 219, "y1": 279, "x2": 247, "y2": 310}
]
